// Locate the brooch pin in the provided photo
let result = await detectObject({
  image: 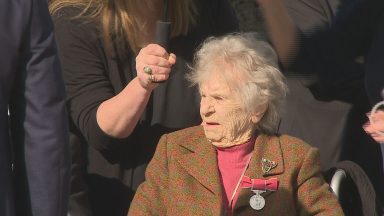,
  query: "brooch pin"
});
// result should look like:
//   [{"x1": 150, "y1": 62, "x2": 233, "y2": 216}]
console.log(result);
[{"x1": 261, "y1": 158, "x2": 277, "y2": 174}]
